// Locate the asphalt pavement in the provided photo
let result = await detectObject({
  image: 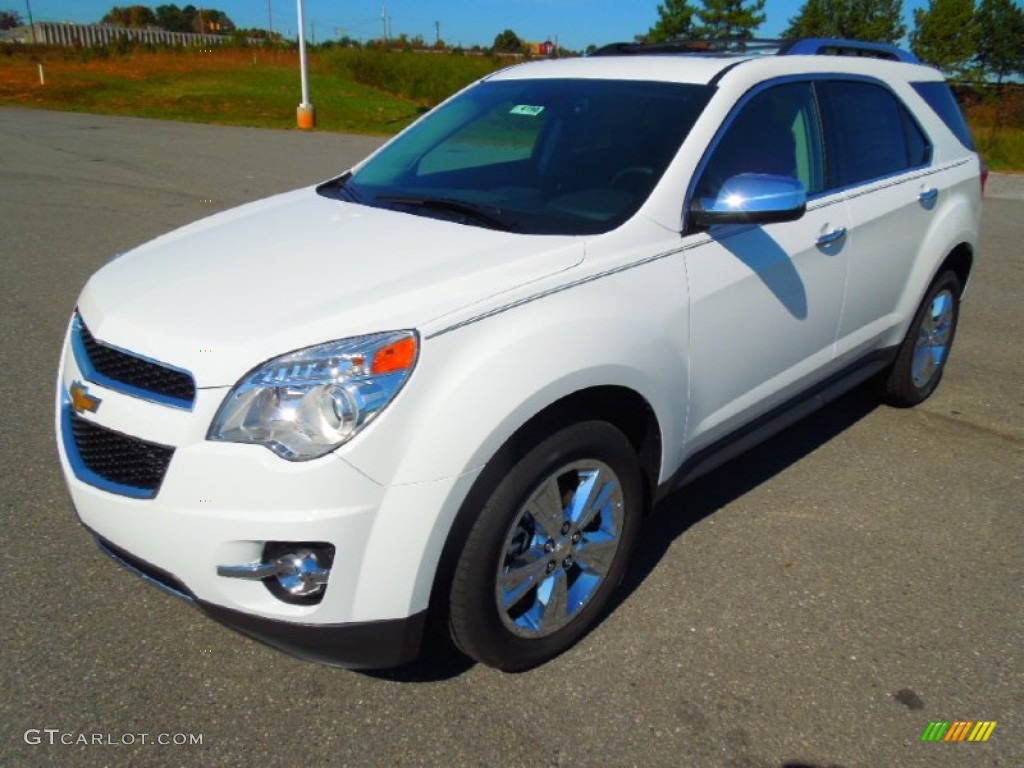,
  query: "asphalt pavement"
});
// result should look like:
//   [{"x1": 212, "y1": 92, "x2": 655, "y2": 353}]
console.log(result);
[{"x1": 0, "y1": 107, "x2": 1020, "y2": 768}]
